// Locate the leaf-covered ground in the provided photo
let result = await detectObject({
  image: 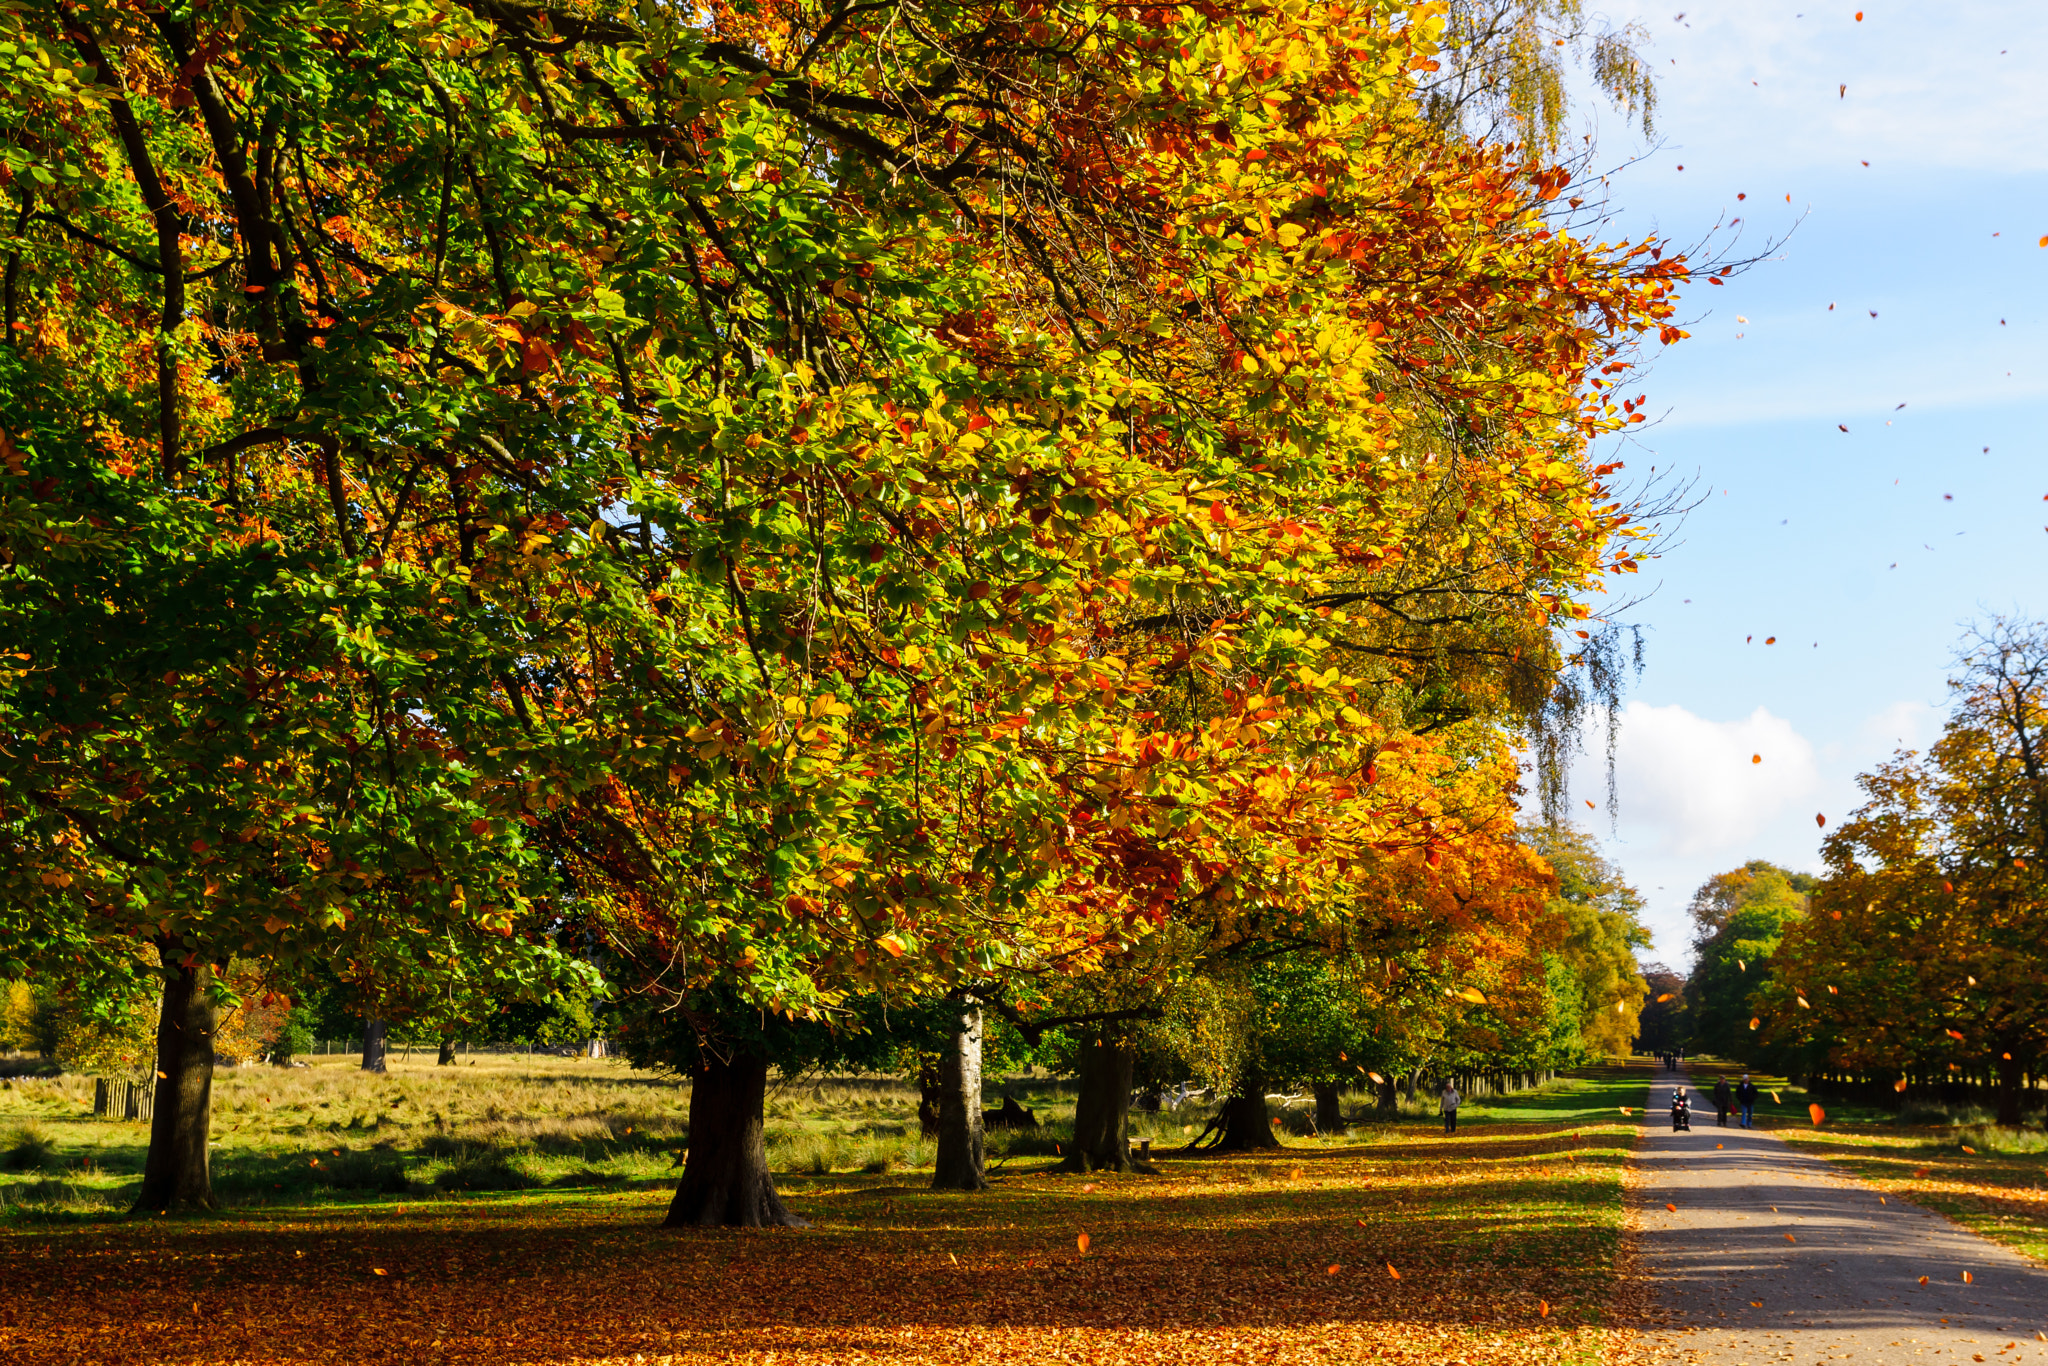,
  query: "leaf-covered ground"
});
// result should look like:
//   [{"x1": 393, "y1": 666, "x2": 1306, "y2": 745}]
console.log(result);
[{"x1": 0, "y1": 1066, "x2": 1656, "y2": 1366}]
